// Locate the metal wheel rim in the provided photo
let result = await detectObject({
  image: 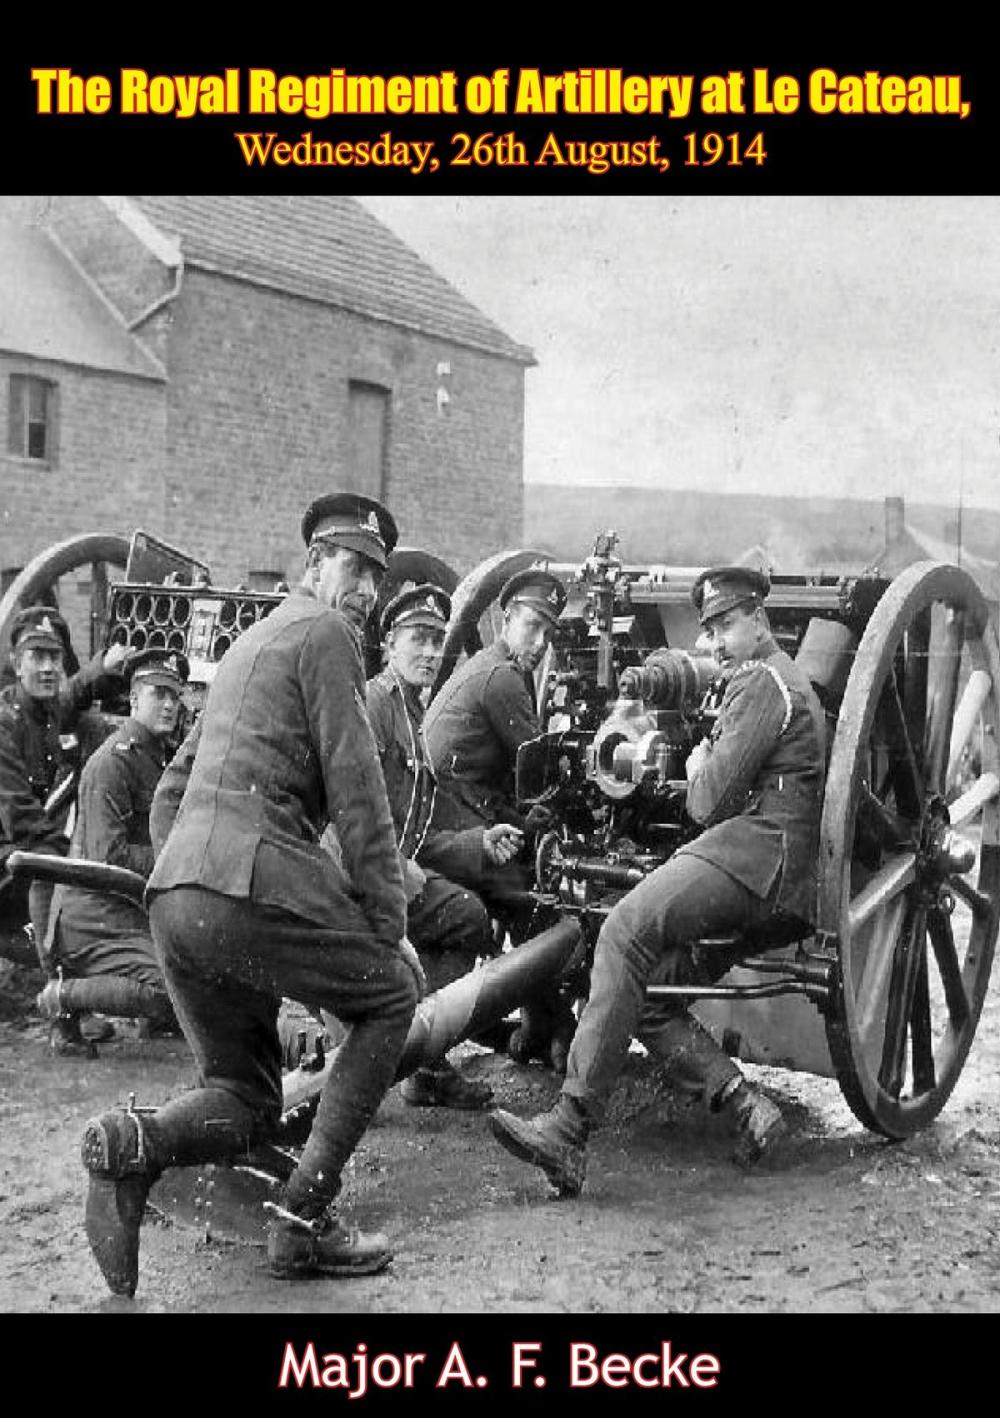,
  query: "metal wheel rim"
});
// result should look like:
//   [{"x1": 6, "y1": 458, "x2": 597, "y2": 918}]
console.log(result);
[{"x1": 819, "y1": 560, "x2": 1000, "y2": 1136}]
